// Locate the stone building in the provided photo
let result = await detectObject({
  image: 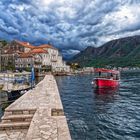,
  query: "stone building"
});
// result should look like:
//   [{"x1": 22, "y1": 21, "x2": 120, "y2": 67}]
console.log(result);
[
  {"x1": 15, "y1": 53, "x2": 34, "y2": 69},
  {"x1": 15, "y1": 41, "x2": 70, "y2": 72},
  {"x1": 0, "y1": 40, "x2": 36, "y2": 71},
  {"x1": 0, "y1": 40, "x2": 23, "y2": 71},
  {"x1": 35, "y1": 44, "x2": 70, "y2": 72}
]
